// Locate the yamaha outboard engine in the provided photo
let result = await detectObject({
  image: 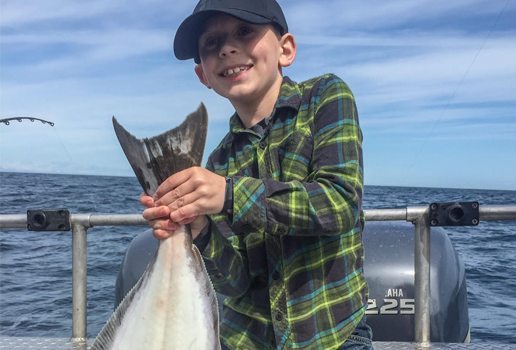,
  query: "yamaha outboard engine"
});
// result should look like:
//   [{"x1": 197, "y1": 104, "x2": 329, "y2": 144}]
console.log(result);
[
  {"x1": 363, "y1": 221, "x2": 469, "y2": 342},
  {"x1": 114, "y1": 221, "x2": 469, "y2": 342}
]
